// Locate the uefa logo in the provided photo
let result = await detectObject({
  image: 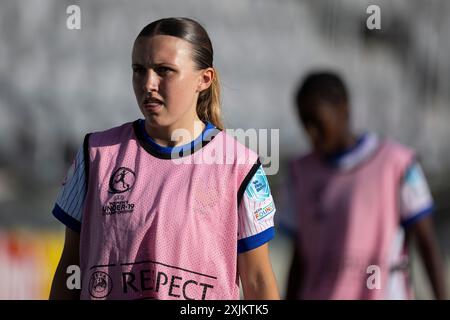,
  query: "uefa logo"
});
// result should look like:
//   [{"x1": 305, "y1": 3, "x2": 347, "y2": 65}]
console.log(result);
[
  {"x1": 108, "y1": 167, "x2": 136, "y2": 194},
  {"x1": 89, "y1": 271, "x2": 113, "y2": 298}
]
